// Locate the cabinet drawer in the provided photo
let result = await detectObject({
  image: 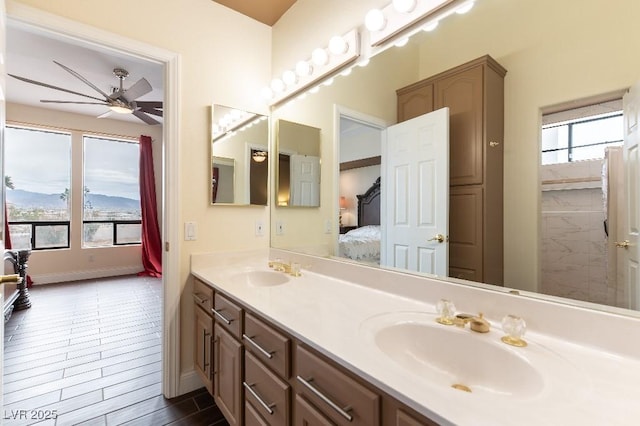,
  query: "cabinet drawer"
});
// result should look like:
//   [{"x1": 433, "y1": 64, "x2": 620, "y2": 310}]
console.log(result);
[
  {"x1": 295, "y1": 345, "x2": 380, "y2": 426},
  {"x1": 244, "y1": 312, "x2": 291, "y2": 378},
  {"x1": 193, "y1": 278, "x2": 213, "y2": 313},
  {"x1": 244, "y1": 351, "x2": 291, "y2": 426},
  {"x1": 213, "y1": 292, "x2": 243, "y2": 338},
  {"x1": 245, "y1": 401, "x2": 269, "y2": 426},
  {"x1": 294, "y1": 394, "x2": 334, "y2": 426}
]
